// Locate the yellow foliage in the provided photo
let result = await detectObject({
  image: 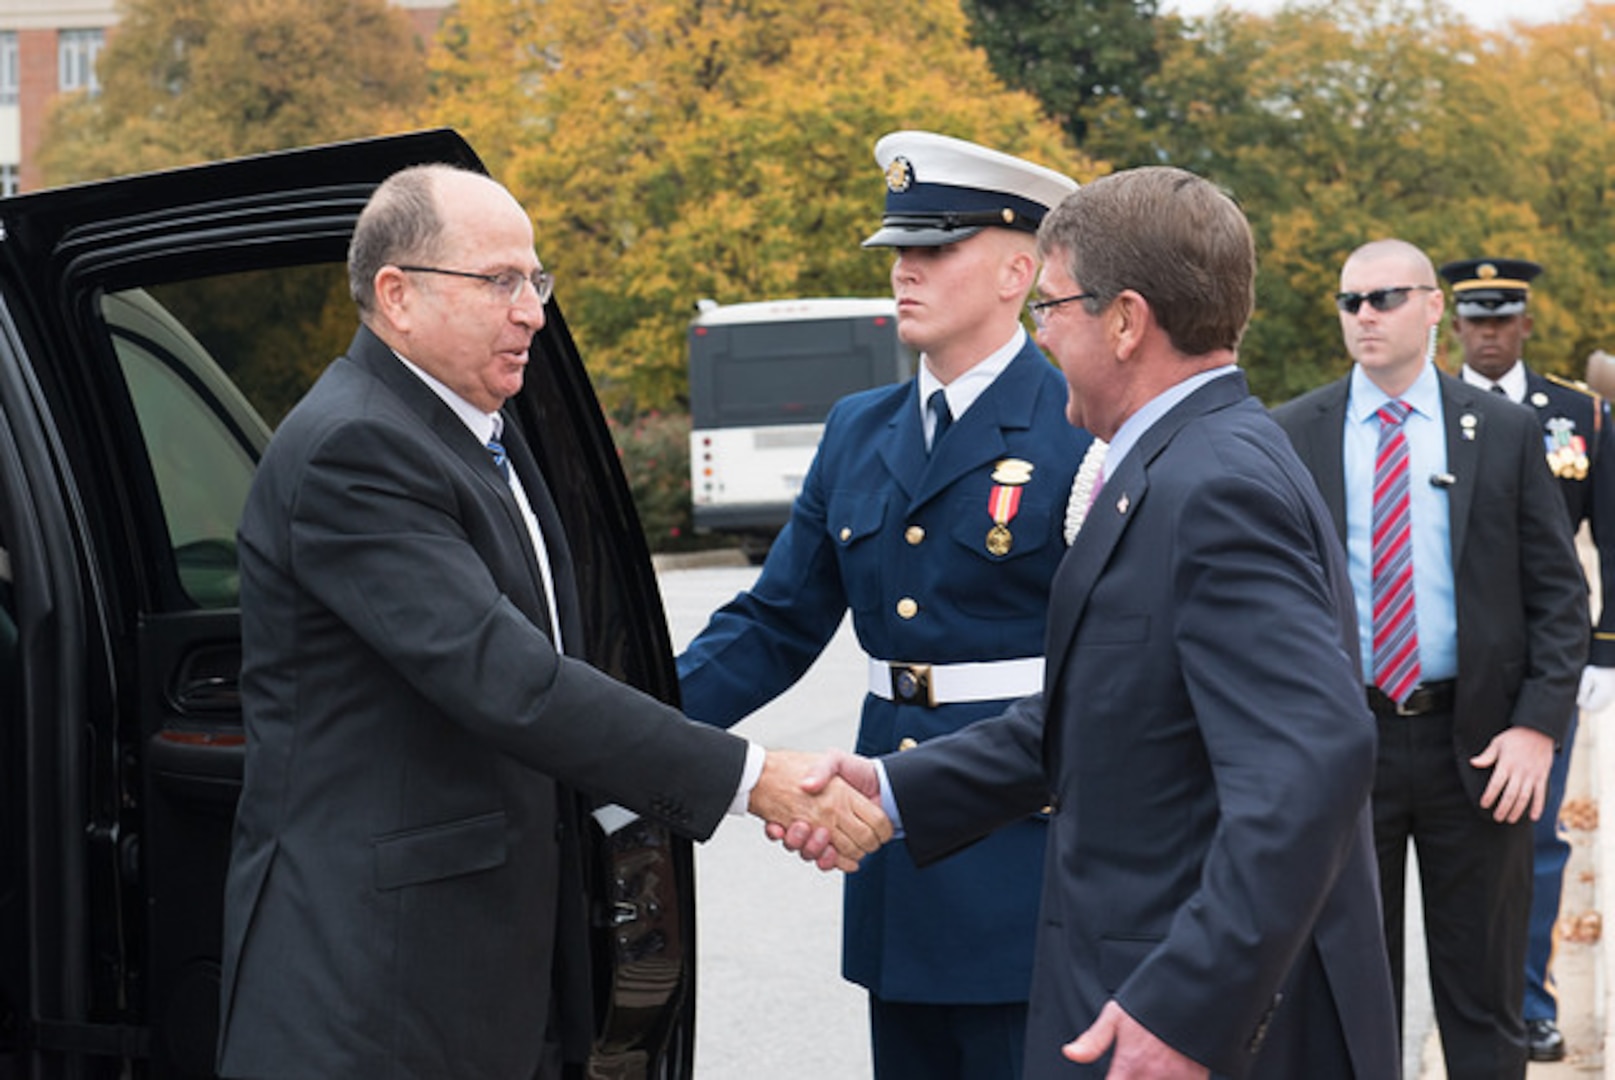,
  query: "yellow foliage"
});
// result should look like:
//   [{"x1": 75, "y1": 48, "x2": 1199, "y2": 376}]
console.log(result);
[{"x1": 427, "y1": 0, "x2": 1100, "y2": 412}]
